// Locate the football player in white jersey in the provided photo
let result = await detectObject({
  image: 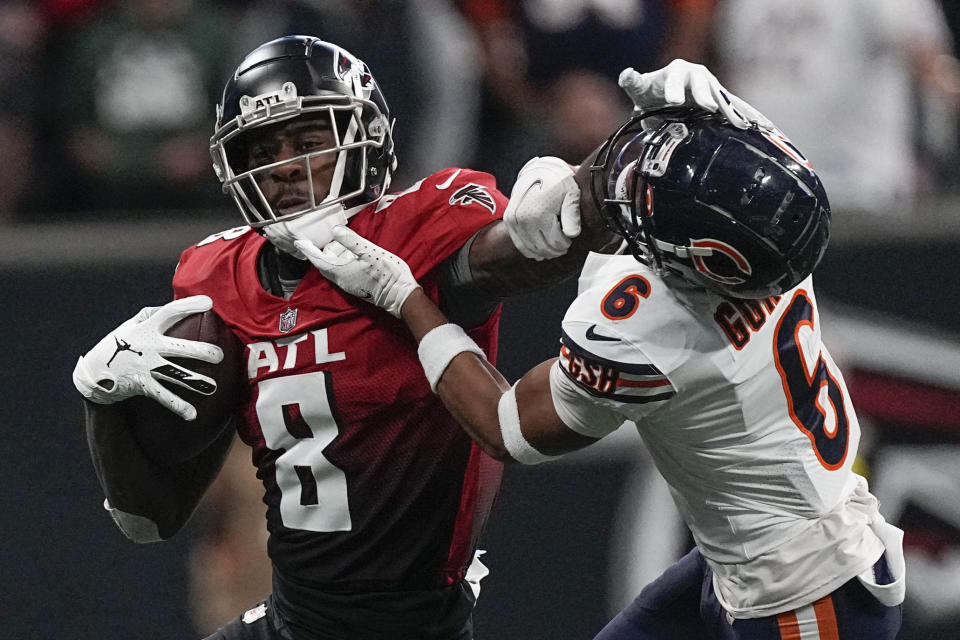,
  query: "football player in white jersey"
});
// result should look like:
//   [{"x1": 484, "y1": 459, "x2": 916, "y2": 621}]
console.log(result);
[{"x1": 294, "y1": 103, "x2": 907, "y2": 639}]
